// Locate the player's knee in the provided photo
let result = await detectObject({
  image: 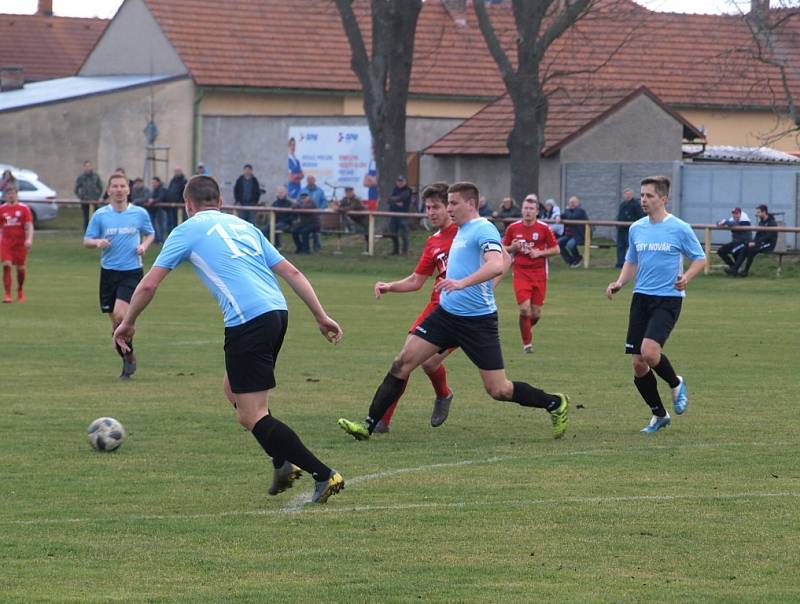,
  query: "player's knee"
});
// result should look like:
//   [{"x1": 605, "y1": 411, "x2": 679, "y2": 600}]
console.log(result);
[
  {"x1": 530, "y1": 309, "x2": 542, "y2": 323},
  {"x1": 421, "y1": 357, "x2": 441, "y2": 375},
  {"x1": 632, "y1": 357, "x2": 649, "y2": 375},
  {"x1": 518, "y1": 307, "x2": 531, "y2": 317},
  {"x1": 485, "y1": 381, "x2": 512, "y2": 401},
  {"x1": 390, "y1": 357, "x2": 410, "y2": 378}
]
